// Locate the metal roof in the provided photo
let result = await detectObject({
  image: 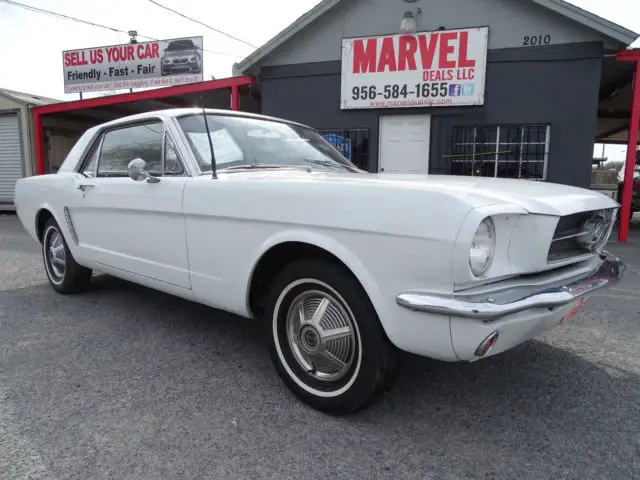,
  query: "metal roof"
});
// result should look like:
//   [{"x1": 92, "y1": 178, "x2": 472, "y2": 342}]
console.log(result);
[
  {"x1": 32, "y1": 76, "x2": 255, "y2": 115},
  {"x1": 0, "y1": 88, "x2": 59, "y2": 107},
  {"x1": 232, "y1": 0, "x2": 639, "y2": 76}
]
